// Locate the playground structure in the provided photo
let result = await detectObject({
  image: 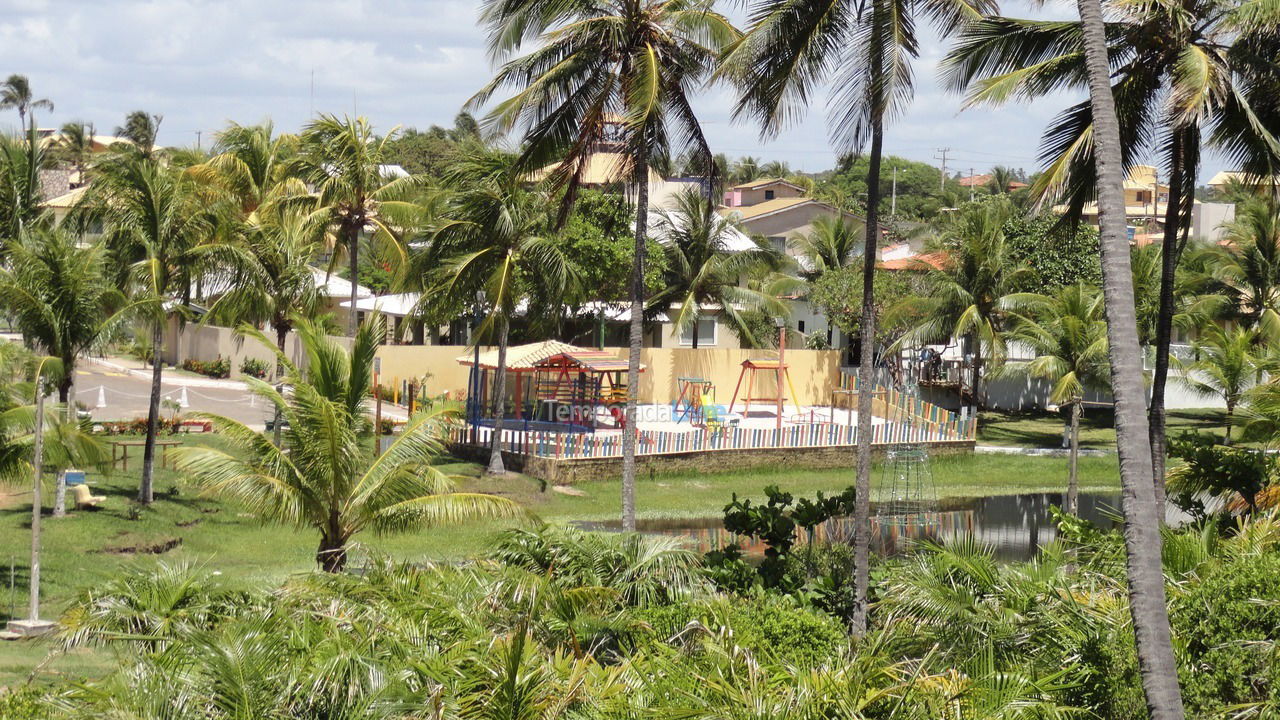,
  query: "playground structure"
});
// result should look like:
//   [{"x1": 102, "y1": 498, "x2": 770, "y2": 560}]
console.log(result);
[
  {"x1": 727, "y1": 358, "x2": 801, "y2": 429},
  {"x1": 673, "y1": 377, "x2": 714, "y2": 424},
  {"x1": 528, "y1": 349, "x2": 643, "y2": 431}
]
